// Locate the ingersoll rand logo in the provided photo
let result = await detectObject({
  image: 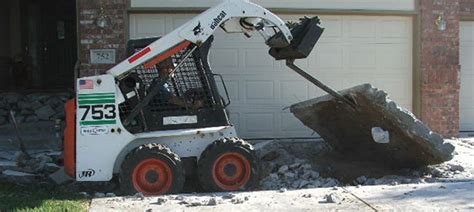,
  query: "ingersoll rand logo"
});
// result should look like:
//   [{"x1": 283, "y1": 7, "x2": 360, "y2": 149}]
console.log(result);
[{"x1": 78, "y1": 169, "x2": 95, "y2": 178}]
